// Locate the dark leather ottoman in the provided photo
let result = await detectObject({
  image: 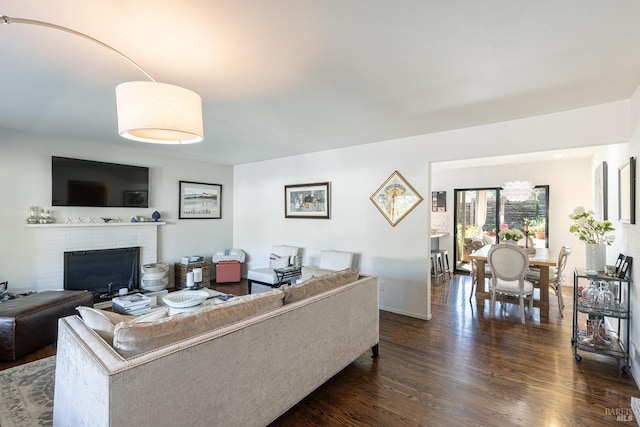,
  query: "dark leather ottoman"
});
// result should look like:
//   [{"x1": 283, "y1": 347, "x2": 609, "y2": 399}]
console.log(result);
[{"x1": 0, "y1": 290, "x2": 94, "y2": 360}]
